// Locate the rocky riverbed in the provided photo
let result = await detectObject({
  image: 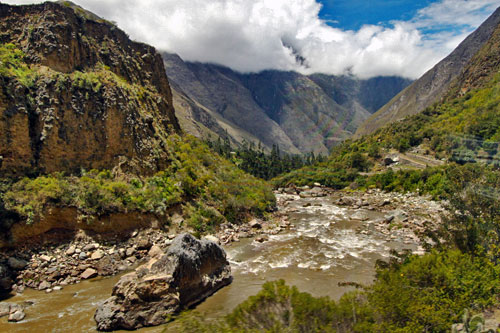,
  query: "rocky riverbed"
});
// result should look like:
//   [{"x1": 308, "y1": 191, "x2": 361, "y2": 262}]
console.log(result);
[
  {"x1": 0, "y1": 186, "x2": 445, "y2": 330},
  {"x1": 278, "y1": 186, "x2": 445, "y2": 247},
  {"x1": 0, "y1": 212, "x2": 288, "y2": 296}
]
